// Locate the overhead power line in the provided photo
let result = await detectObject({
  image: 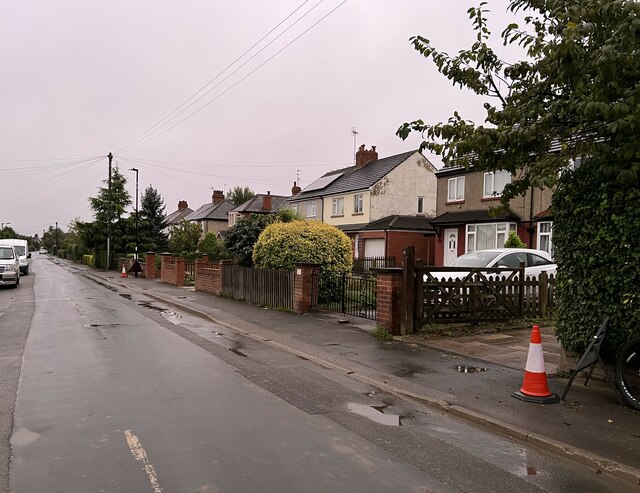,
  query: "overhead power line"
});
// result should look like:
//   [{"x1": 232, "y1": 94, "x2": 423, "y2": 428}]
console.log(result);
[{"x1": 117, "y1": 0, "x2": 348, "y2": 154}]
